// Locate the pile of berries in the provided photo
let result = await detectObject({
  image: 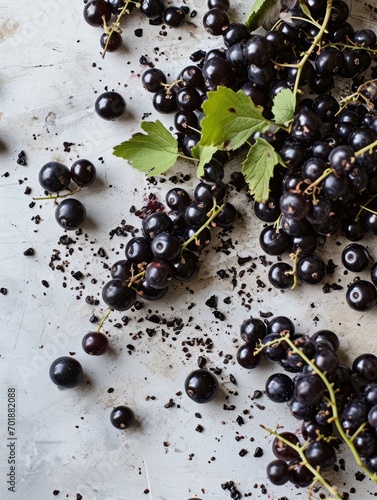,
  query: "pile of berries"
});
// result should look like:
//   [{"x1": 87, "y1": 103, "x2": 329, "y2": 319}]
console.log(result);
[
  {"x1": 37, "y1": 159, "x2": 97, "y2": 230},
  {"x1": 236, "y1": 314, "x2": 377, "y2": 486},
  {"x1": 102, "y1": 157, "x2": 237, "y2": 311}
]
